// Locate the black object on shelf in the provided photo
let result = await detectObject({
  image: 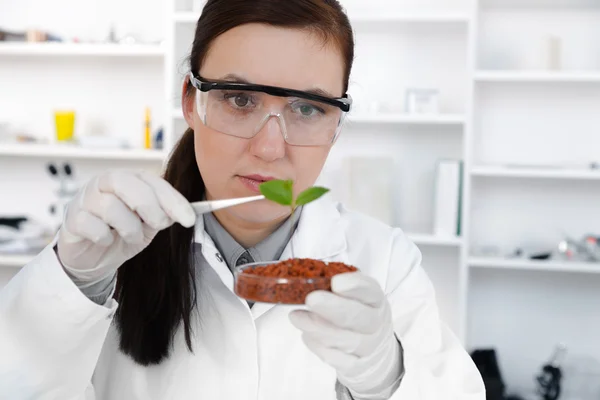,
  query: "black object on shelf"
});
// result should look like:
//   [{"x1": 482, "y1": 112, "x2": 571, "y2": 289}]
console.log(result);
[
  {"x1": 471, "y1": 349, "x2": 506, "y2": 400},
  {"x1": 47, "y1": 163, "x2": 58, "y2": 177},
  {"x1": 535, "y1": 344, "x2": 566, "y2": 400},
  {"x1": 530, "y1": 252, "x2": 552, "y2": 260},
  {"x1": 0, "y1": 217, "x2": 28, "y2": 229},
  {"x1": 470, "y1": 349, "x2": 526, "y2": 400}
]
